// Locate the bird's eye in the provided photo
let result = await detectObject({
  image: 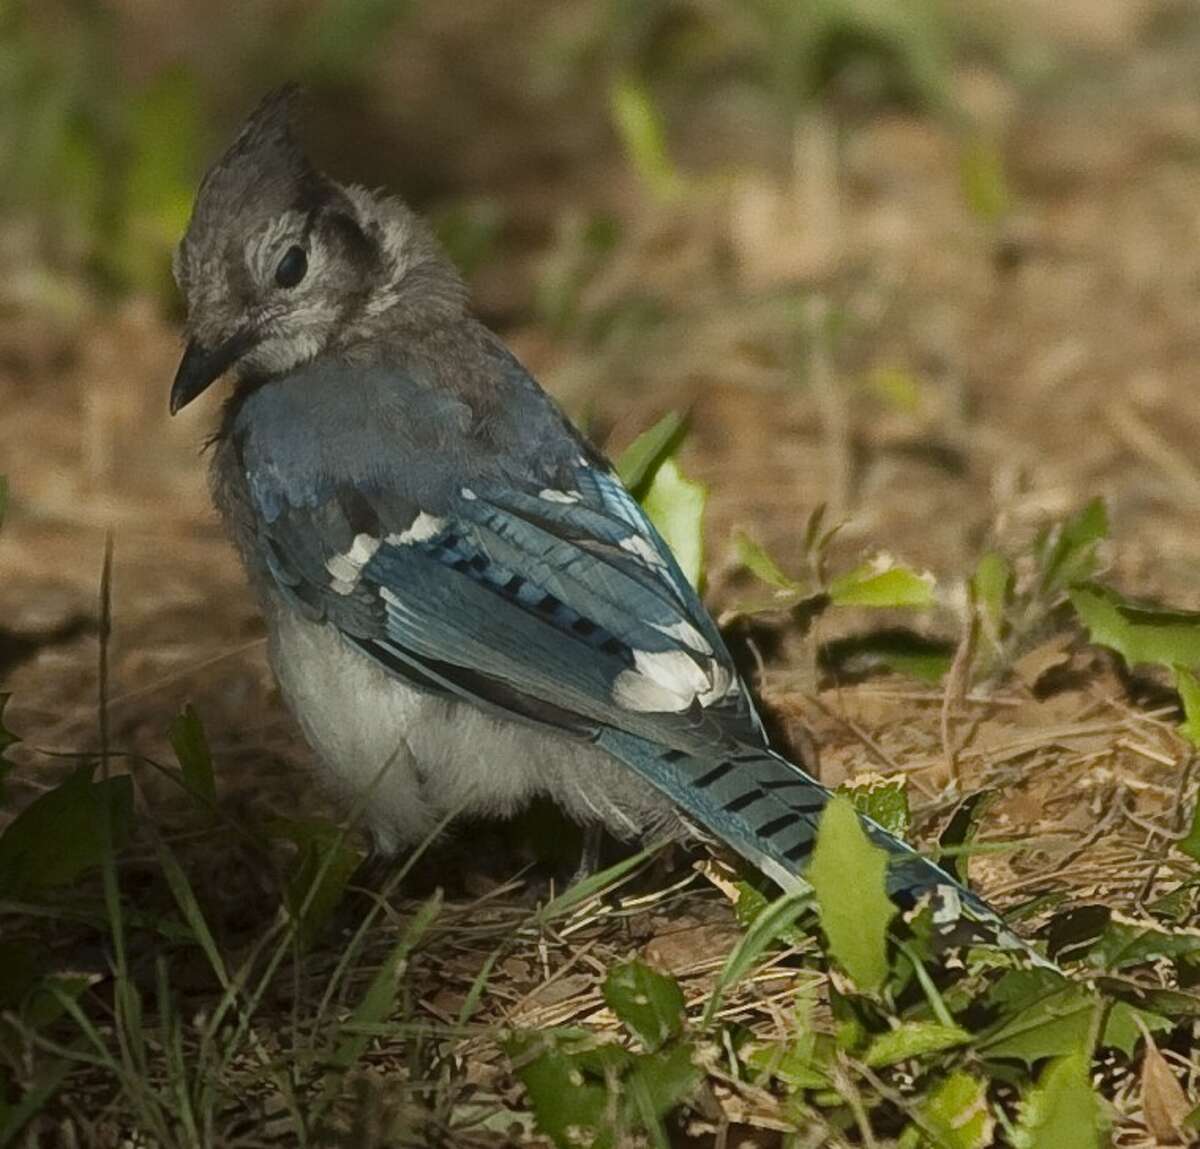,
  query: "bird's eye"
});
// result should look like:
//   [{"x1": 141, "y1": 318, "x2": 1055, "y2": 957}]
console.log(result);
[{"x1": 274, "y1": 245, "x2": 308, "y2": 289}]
